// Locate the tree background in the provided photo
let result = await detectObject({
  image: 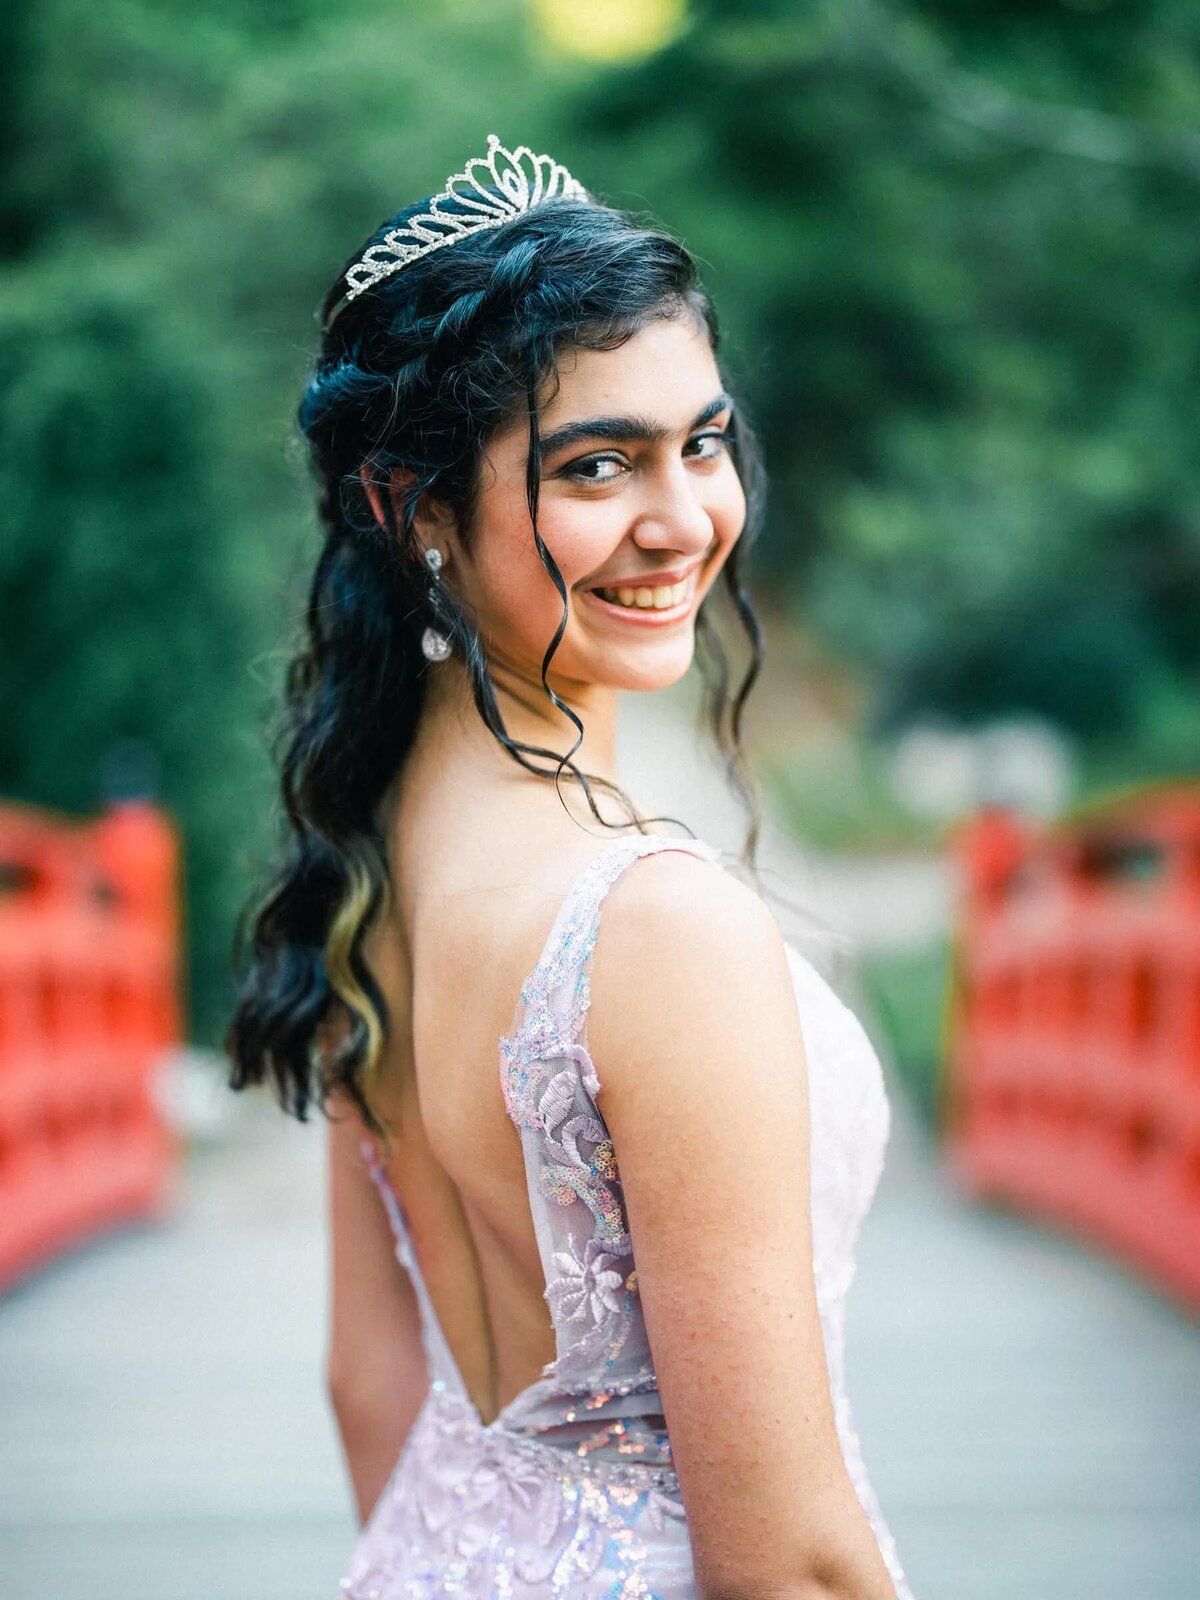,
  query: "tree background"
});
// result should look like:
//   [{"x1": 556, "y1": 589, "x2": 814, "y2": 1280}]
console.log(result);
[{"x1": 3, "y1": 0, "x2": 1197, "y2": 1044}]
